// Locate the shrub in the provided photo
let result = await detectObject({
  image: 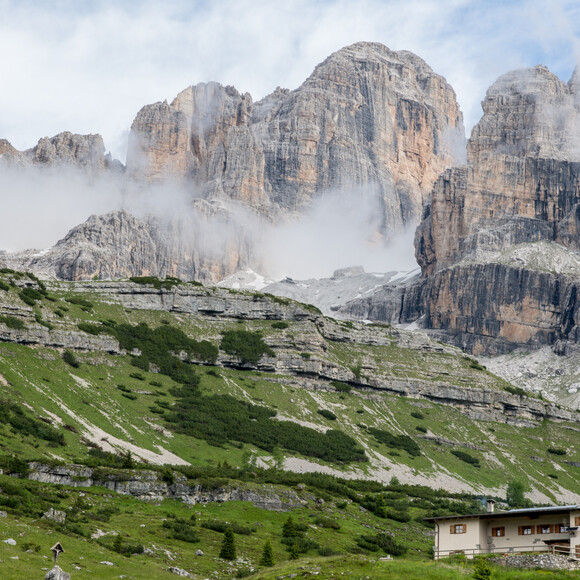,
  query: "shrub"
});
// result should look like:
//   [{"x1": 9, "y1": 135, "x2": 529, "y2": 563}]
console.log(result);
[
  {"x1": 0, "y1": 315, "x2": 25, "y2": 330},
  {"x1": 416, "y1": 425, "x2": 427, "y2": 433},
  {"x1": 317, "y1": 409, "x2": 337, "y2": 421},
  {"x1": 63, "y1": 350, "x2": 80, "y2": 368},
  {"x1": 472, "y1": 557, "x2": 493, "y2": 580},
  {"x1": 271, "y1": 321, "x2": 289, "y2": 329},
  {"x1": 330, "y1": 380, "x2": 351, "y2": 393},
  {"x1": 314, "y1": 515, "x2": 340, "y2": 529},
  {"x1": 504, "y1": 385, "x2": 528, "y2": 397},
  {"x1": 356, "y1": 532, "x2": 407, "y2": 556},
  {"x1": 130, "y1": 276, "x2": 182, "y2": 290},
  {"x1": 201, "y1": 520, "x2": 255, "y2": 535},
  {"x1": 547, "y1": 447, "x2": 566, "y2": 456},
  {"x1": 451, "y1": 449, "x2": 480, "y2": 468},
  {"x1": 65, "y1": 296, "x2": 93, "y2": 309},
  {"x1": 410, "y1": 411, "x2": 424, "y2": 420},
  {"x1": 220, "y1": 330, "x2": 274, "y2": 364},
  {"x1": 162, "y1": 518, "x2": 199, "y2": 543},
  {"x1": 0, "y1": 280, "x2": 9, "y2": 292},
  {"x1": 368, "y1": 428, "x2": 421, "y2": 457}
]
